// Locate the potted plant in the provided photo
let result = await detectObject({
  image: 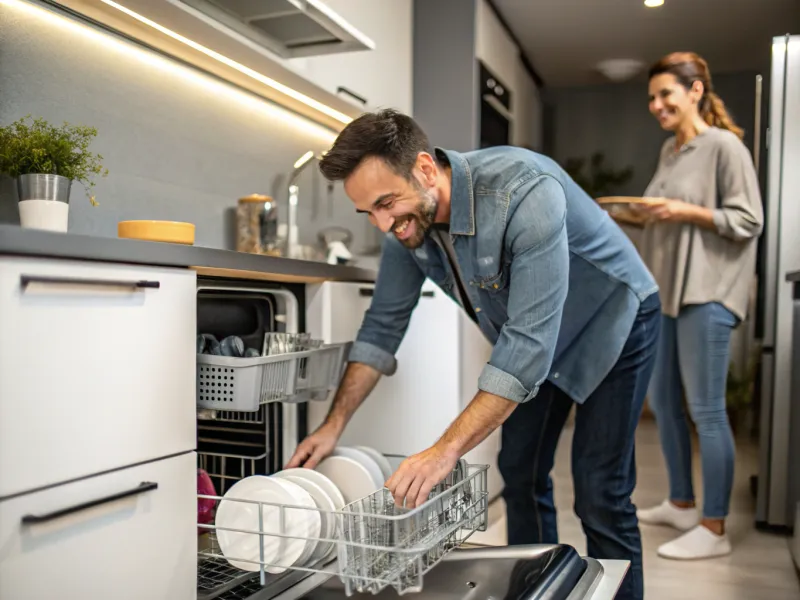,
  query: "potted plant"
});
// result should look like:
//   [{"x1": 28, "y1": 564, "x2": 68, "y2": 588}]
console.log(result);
[
  {"x1": 726, "y1": 350, "x2": 760, "y2": 435},
  {"x1": 0, "y1": 115, "x2": 108, "y2": 232},
  {"x1": 563, "y1": 152, "x2": 634, "y2": 199}
]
